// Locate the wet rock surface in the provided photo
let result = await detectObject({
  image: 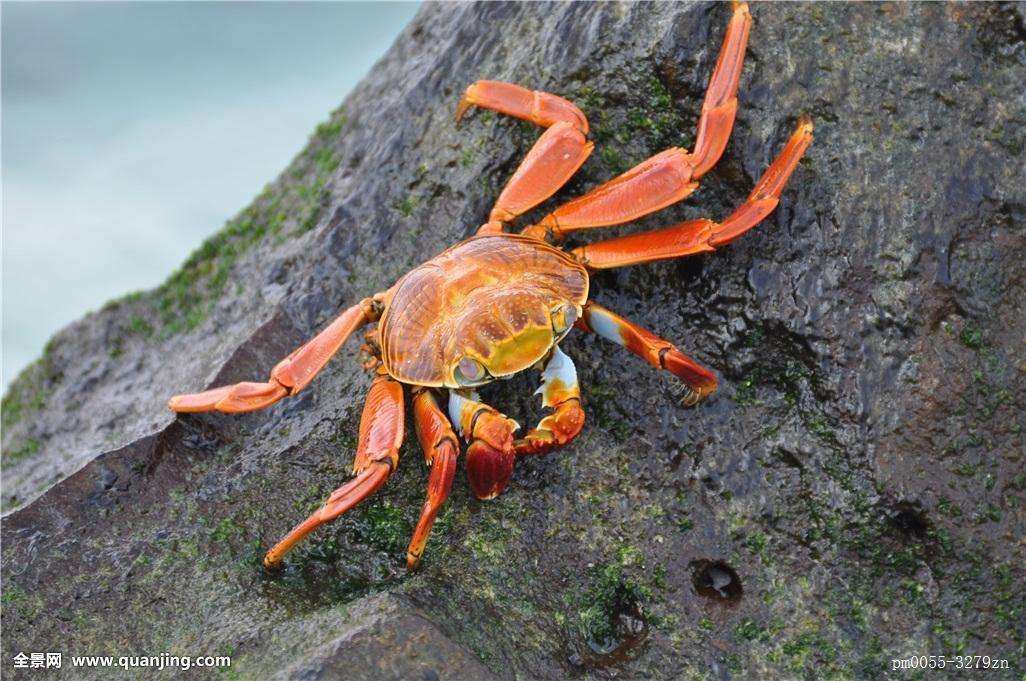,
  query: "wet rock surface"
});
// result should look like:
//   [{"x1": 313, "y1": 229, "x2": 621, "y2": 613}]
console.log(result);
[{"x1": 3, "y1": 2, "x2": 1024, "y2": 678}]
